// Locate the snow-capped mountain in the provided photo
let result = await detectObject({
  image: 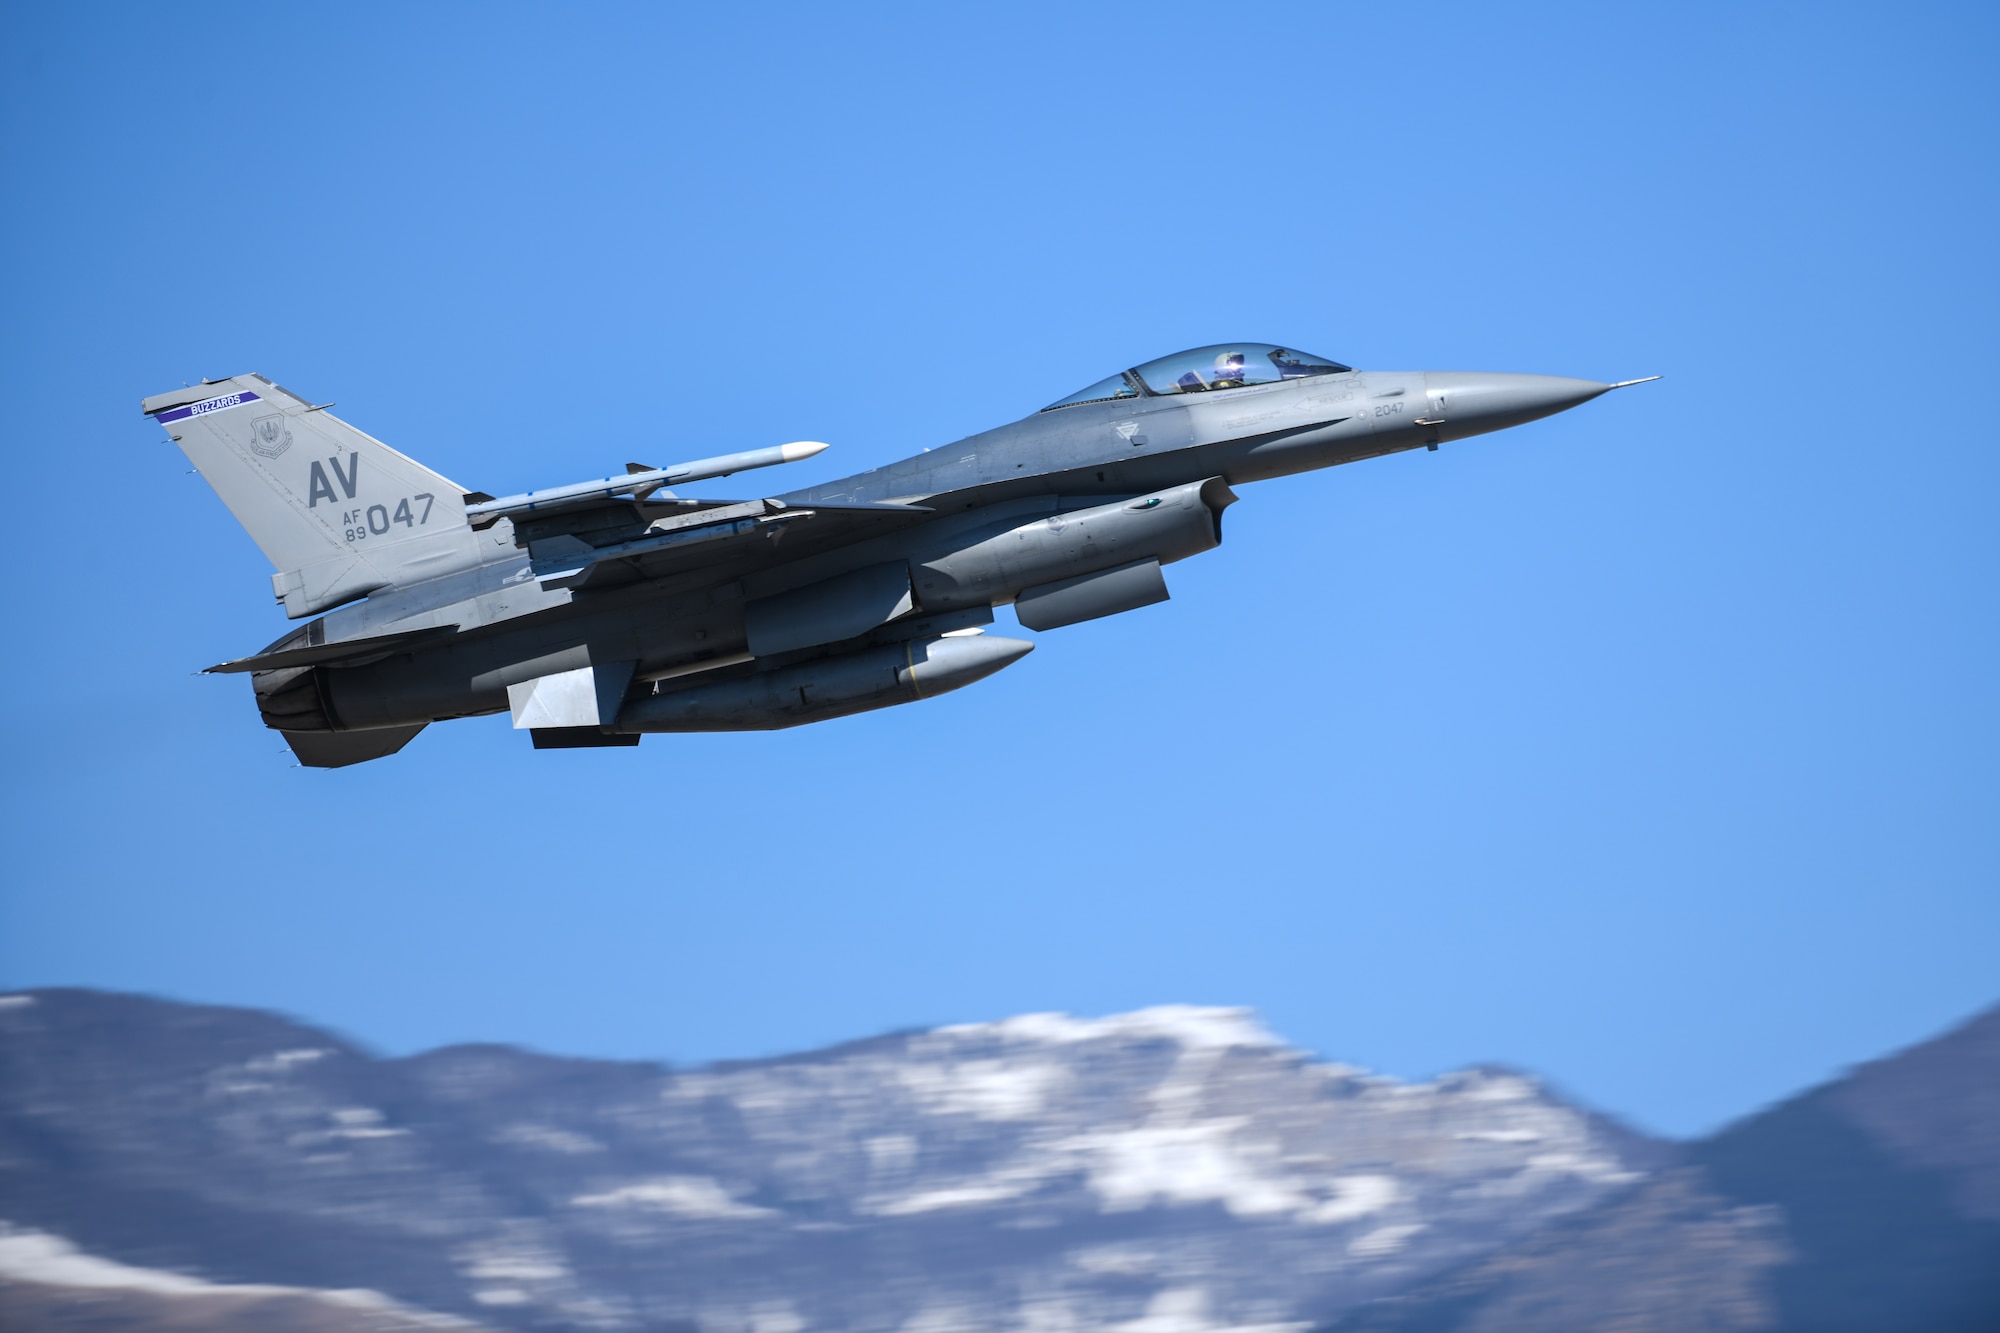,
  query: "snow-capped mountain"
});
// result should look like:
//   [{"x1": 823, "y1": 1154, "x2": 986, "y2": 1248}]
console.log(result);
[{"x1": 0, "y1": 992, "x2": 1662, "y2": 1332}]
